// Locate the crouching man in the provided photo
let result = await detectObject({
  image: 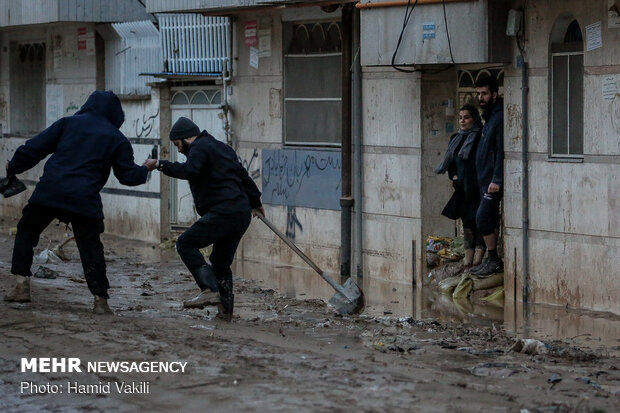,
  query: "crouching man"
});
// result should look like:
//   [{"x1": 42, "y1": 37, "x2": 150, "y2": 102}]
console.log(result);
[
  {"x1": 4, "y1": 91, "x2": 149, "y2": 314},
  {"x1": 144, "y1": 117, "x2": 263, "y2": 320}
]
